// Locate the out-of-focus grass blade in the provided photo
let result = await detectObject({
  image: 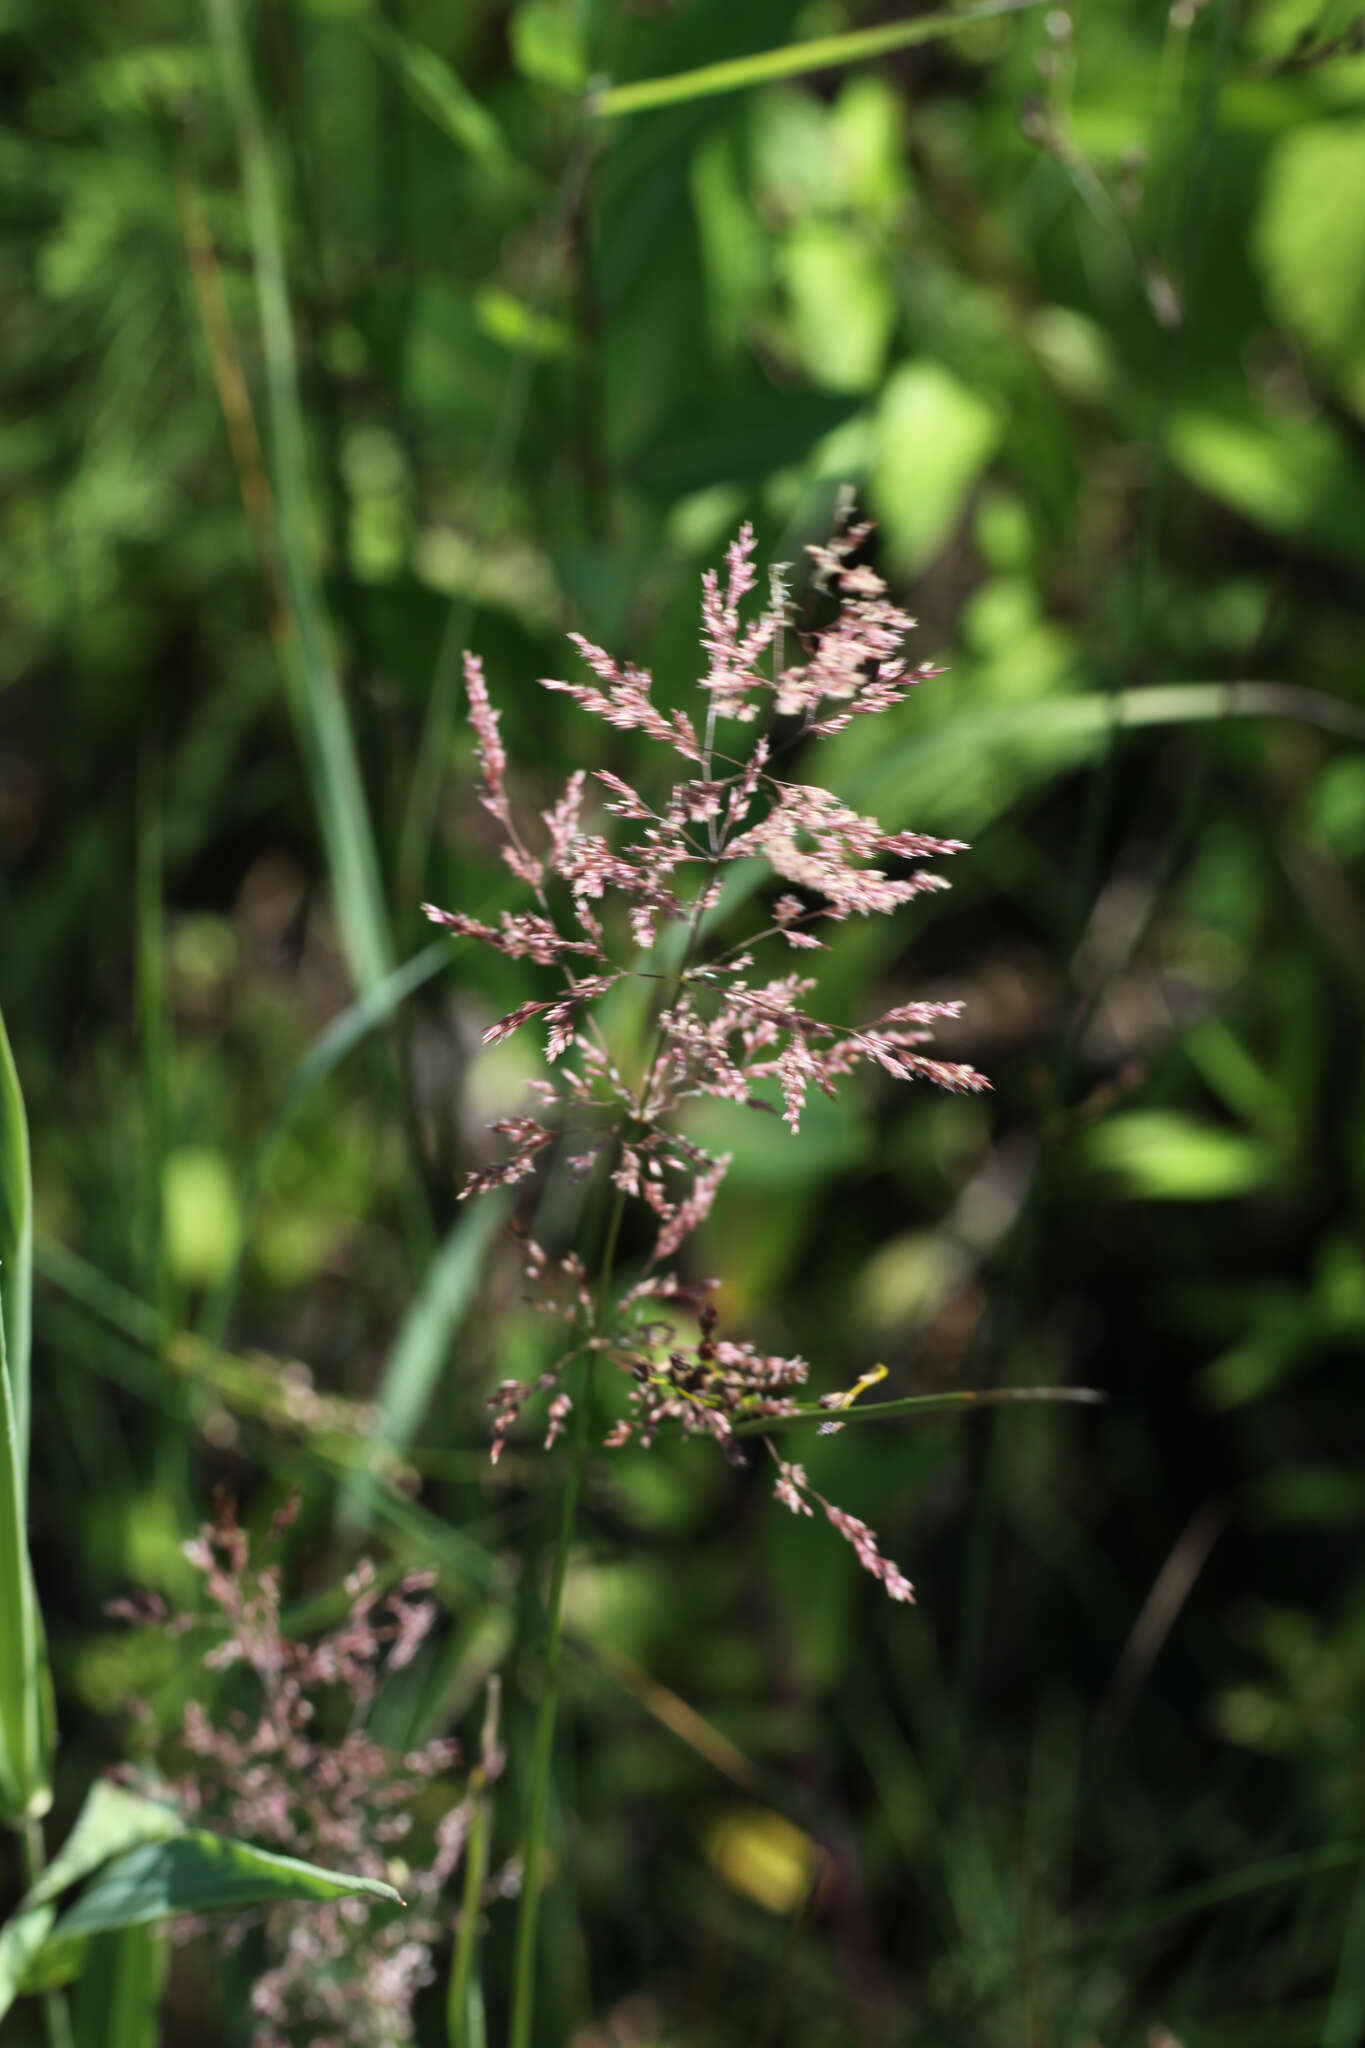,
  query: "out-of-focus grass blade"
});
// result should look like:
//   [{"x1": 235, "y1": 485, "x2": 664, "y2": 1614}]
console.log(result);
[
  {"x1": 0, "y1": 1299, "x2": 53, "y2": 1834},
  {"x1": 593, "y1": 0, "x2": 1046, "y2": 117},
  {"x1": 203, "y1": 0, "x2": 393, "y2": 997},
  {"x1": 0, "y1": 1006, "x2": 33, "y2": 1484},
  {"x1": 37, "y1": 1241, "x2": 503, "y2": 1593},
  {"x1": 1324, "y1": 1856, "x2": 1365, "y2": 2048},
  {"x1": 447, "y1": 1680, "x2": 499, "y2": 2048},
  {"x1": 50, "y1": 1833, "x2": 402, "y2": 1939},
  {"x1": 70, "y1": 1927, "x2": 168, "y2": 2048},
  {"x1": 361, "y1": 17, "x2": 533, "y2": 187},
  {"x1": 135, "y1": 753, "x2": 171, "y2": 1340},
  {"x1": 340, "y1": 1192, "x2": 510, "y2": 1536},
  {"x1": 199, "y1": 940, "x2": 451, "y2": 1348},
  {"x1": 844, "y1": 680, "x2": 1365, "y2": 834}
]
